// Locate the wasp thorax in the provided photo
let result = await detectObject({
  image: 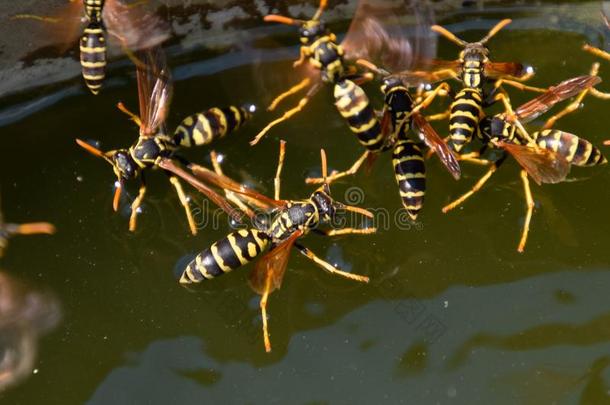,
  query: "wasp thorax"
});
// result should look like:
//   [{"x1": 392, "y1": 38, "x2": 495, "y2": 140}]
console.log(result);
[
  {"x1": 380, "y1": 77, "x2": 403, "y2": 94},
  {"x1": 299, "y1": 20, "x2": 327, "y2": 44},
  {"x1": 113, "y1": 151, "x2": 138, "y2": 180}
]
